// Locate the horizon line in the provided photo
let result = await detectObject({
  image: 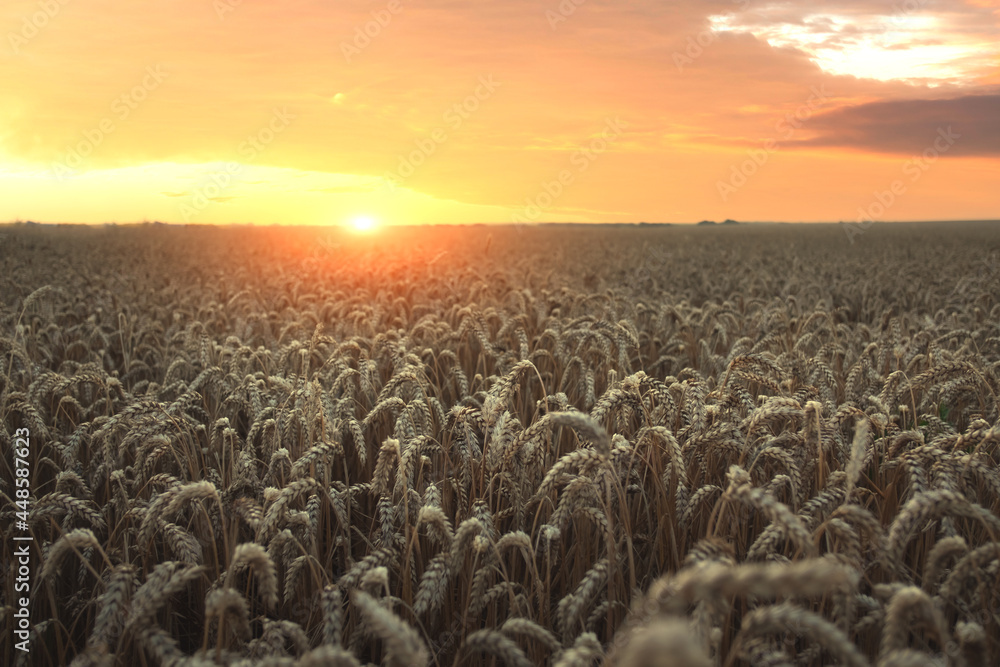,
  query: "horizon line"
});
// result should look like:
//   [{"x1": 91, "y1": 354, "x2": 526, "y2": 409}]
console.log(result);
[{"x1": 4, "y1": 219, "x2": 1000, "y2": 228}]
